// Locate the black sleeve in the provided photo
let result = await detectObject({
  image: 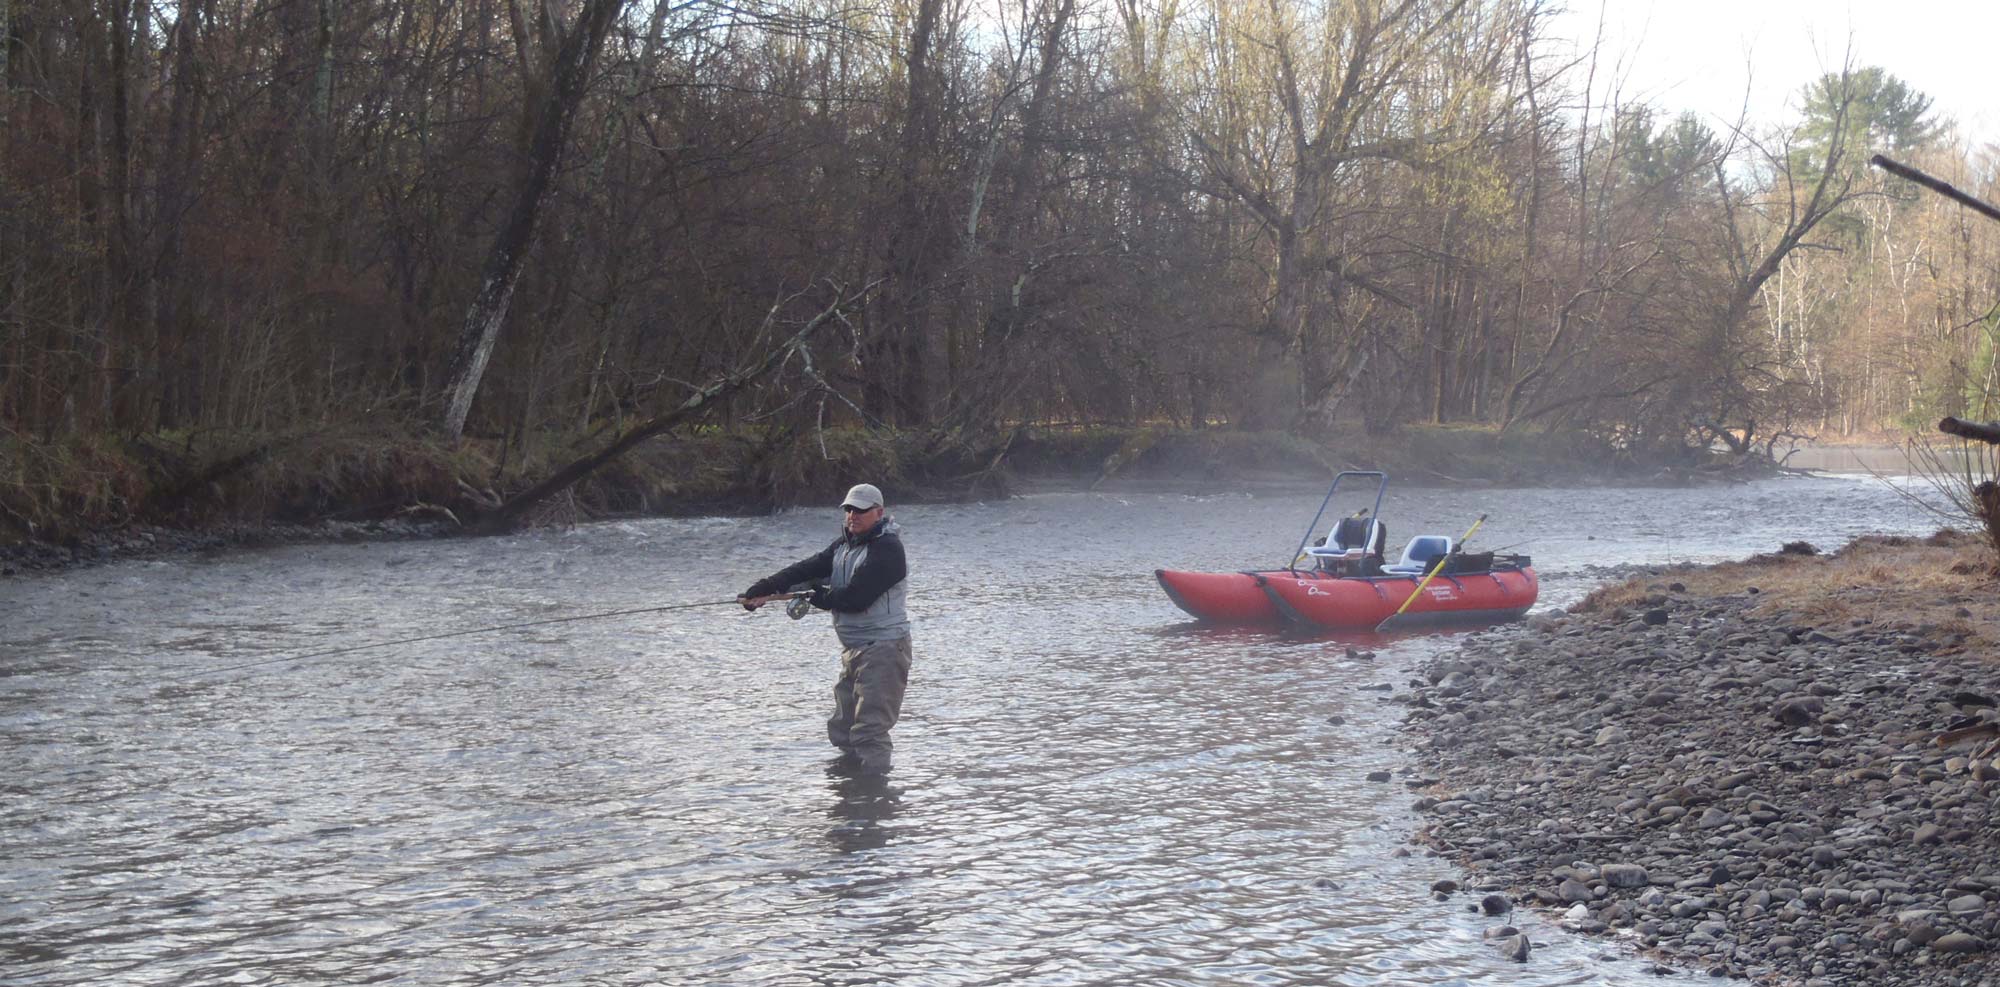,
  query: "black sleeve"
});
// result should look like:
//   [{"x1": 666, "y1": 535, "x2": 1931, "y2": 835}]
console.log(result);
[
  {"x1": 742, "y1": 539, "x2": 838, "y2": 598},
  {"x1": 813, "y1": 533, "x2": 906, "y2": 612}
]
